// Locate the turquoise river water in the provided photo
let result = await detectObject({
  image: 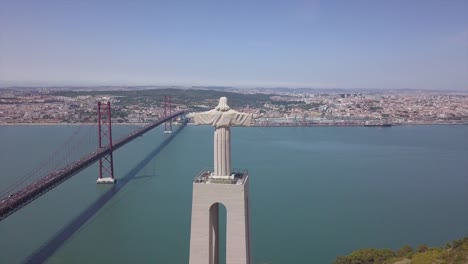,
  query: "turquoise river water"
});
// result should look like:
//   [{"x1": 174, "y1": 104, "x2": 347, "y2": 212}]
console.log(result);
[{"x1": 0, "y1": 125, "x2": 467, "y2": 263}]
